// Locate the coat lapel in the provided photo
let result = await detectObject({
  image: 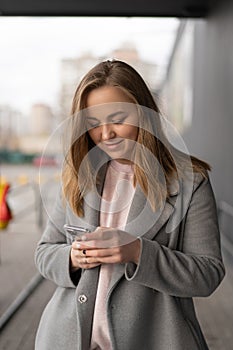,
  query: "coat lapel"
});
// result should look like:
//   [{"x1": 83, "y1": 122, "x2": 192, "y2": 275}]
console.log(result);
[
  {"x1": 67, "y1": 189, "x2": 101, "y2": 233},
  {"x1": 125, "y1": 182, "x2": 178, "y2": 240},
  {"x1": 107, "y1": 181, "x2": 179, "y2": 296}
]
